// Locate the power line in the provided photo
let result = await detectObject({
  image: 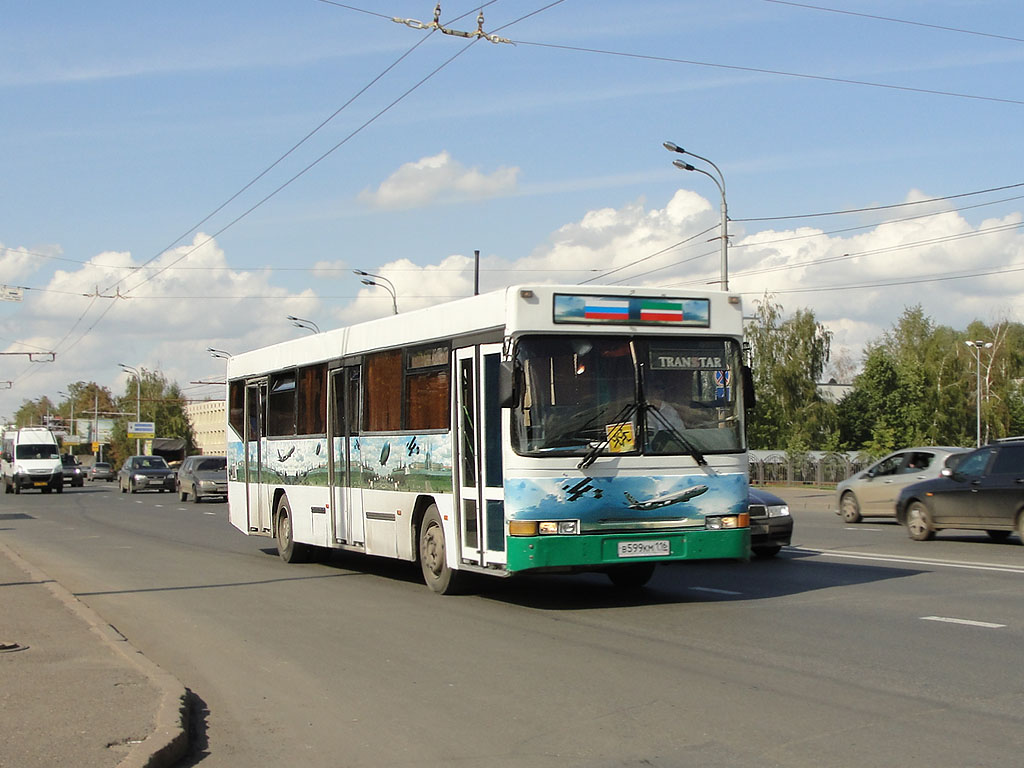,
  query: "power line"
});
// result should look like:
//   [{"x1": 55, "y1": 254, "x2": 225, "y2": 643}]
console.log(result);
[
  {"x1": 734, "y1": 182, "x2": 1024, "y2": 222},
  {"x1": 510, "y1": 39, "x2": 1024, "y2": 107},
  {"x1": 760, "y1": 0, "x2": 1024, "y2": 45}
]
